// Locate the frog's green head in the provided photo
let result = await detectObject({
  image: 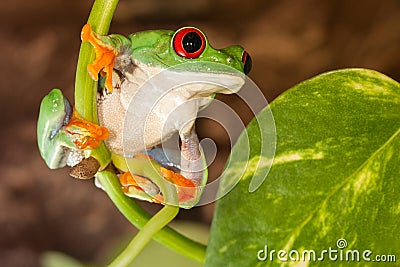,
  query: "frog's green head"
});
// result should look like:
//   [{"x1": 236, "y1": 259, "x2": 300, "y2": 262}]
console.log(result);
[
  {"x1": 119, "y1": 27, "x2": 252, "y2": 96},
  {"x1": 128, "y1": 27, "x2": 252, "y2": 76}
]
